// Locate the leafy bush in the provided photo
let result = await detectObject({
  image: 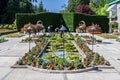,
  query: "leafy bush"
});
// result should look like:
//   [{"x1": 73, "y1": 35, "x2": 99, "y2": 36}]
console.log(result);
[
  {"x1": 74, "y1": 60, "x2": 83, "y2": 69},
  {"x1": 93, "y1": 53, "x2": 100, "y2": 65},
  {"x1": 0, "y1": 37, "x2": 6, "y2": 42},
  {"x1": 109, "y1": 22, "x2": 118, "y2": 30},
  {"x1": 41, "y1": 62, "x2": 47, "y2": 69},
  {"x1": 116, "y1": 38, "x2": 120, "y2": 42},
  {"x1": 17, "y1": 58, "x2": 24, "y2": 65}
]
